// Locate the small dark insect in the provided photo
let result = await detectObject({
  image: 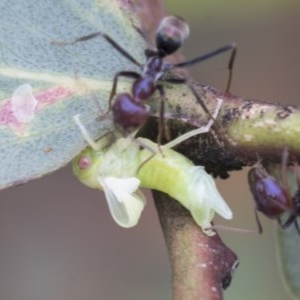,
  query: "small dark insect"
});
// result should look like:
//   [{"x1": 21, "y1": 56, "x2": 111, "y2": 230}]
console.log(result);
[
  {"x1": 221, "y1": 260, "x2": 239, "y2": 290},
  {"x1": 53, "y1": 15, "x2": 236, "y2": 142},
  {"x1": 248, "y1": 149, "x2": 300, "y2": 234}
]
